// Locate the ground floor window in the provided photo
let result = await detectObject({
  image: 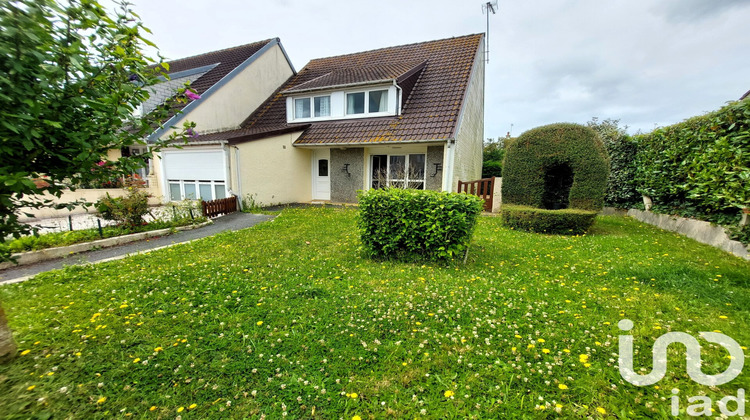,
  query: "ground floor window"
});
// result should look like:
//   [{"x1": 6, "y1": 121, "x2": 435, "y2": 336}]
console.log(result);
[
  {"x1": 371, "y1": 154, "x2": 425, "y2": 190},
  {"x1": 168, "y1": 179, "x2": 226, "y2": 201}
]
